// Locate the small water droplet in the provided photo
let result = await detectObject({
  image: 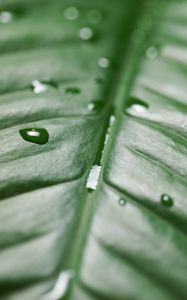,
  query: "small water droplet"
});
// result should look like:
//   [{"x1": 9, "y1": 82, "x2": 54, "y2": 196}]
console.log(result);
[
  {"x1": 103, "y1": 115, "x2": 115, "y2": 146},
  {"x1": 126, "y1": 99, "x2": 149, "y2": 115},
  {"x1": 97, "y1": 57, "x2": 110, "y2": 69},
  {"x1": 87, "y1": 9, "x2": 102, "y2": 24},
  {"x1": 86, "y1": 165, "x2": 101, "y2": 192},
  {"x1": 109, "y1": 115, "x2": 115, "y2": 126},
  {"x1": 118, "y1": 198, "x2": 126, "y2": 206},
  {"x1": 0, "y1": 11, "x2": 13, "y2": 23},
  {"x1": 19, "y1": 128, "x2": 49, "y2": 145},
  {"x1": 79, "y1": 26, "x2": 94, "y2": 41},
  {"x1": 42, "y1": 270, "x2": 75, "y2": 300},
  {"x1": 88, "y1": 100, "x2": 105, "y2": 113},
  {"x1": 132, "y1": 29, "x2": 145, "y2": 43},
  {"x1": 65, "y1": 87, "x2": 81, "y2": 94},
  {"x1": 146, "y1": 46, "x2": 159, "y2": 60},
  {"x1": 64, "y1": 6, "x2": 79, "y2": 21},
  {"x1": 160, "y1": 194, "x2": 174, "y2": 208},
  {"x1": 31, "y1": 80, "x2": 57, "y2": 94}
]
